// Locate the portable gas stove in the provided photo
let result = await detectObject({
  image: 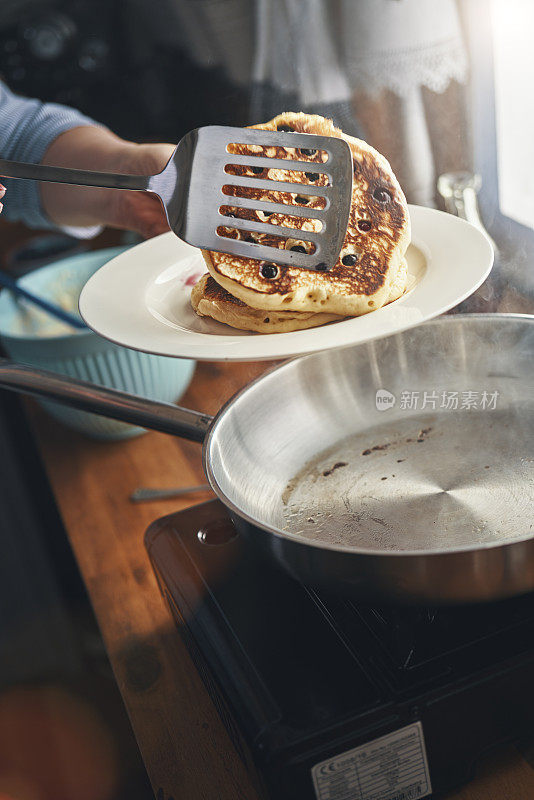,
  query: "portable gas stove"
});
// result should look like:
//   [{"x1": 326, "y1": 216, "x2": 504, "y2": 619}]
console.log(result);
[{"x1": 145, "y1": 500, "x2": 534, "y2": 800}]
